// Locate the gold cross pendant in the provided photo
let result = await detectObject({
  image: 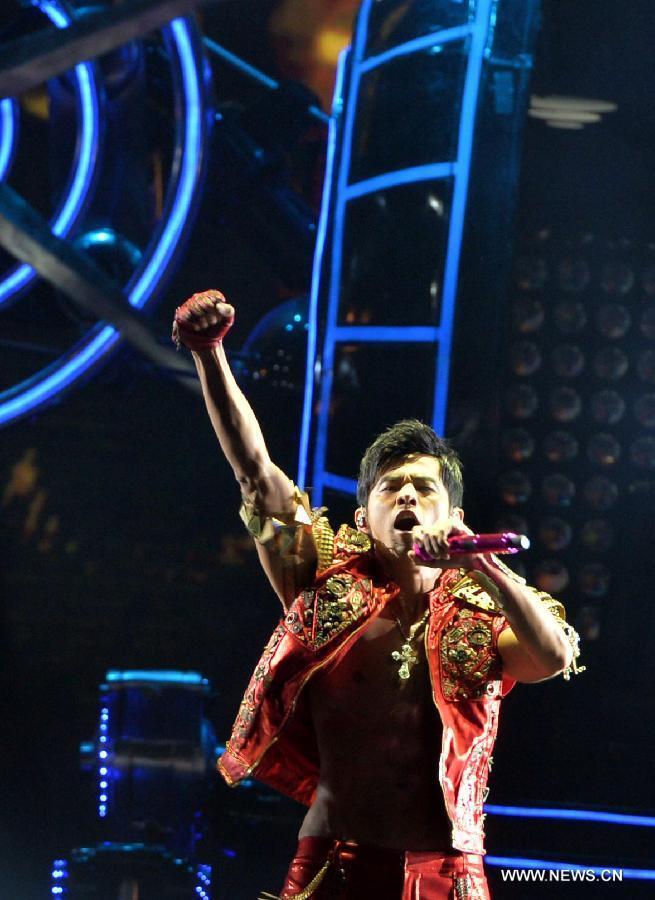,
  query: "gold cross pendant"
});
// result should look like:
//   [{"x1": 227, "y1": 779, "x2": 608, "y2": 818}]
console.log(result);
[{"x1": 391, "y1": 642, "x2": 419, "y2": 680}]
